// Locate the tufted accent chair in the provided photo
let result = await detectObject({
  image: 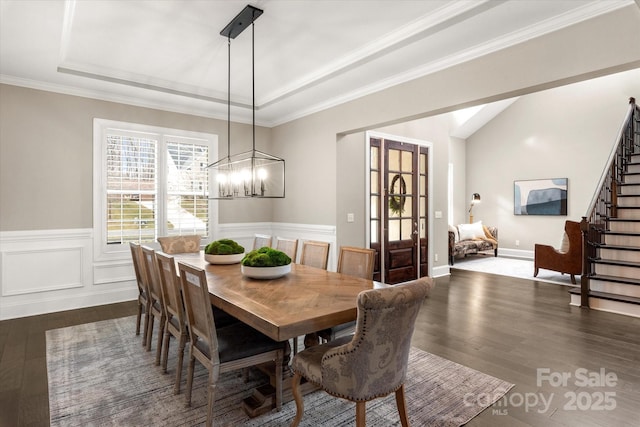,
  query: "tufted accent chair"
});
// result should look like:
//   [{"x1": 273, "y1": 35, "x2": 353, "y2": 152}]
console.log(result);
[
  {"x1": 290, "y1": 277, "x2": 432, "y2": 427},
  {"x1": 157, "y1": 235, "x2": 201, "y2": 254}
]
